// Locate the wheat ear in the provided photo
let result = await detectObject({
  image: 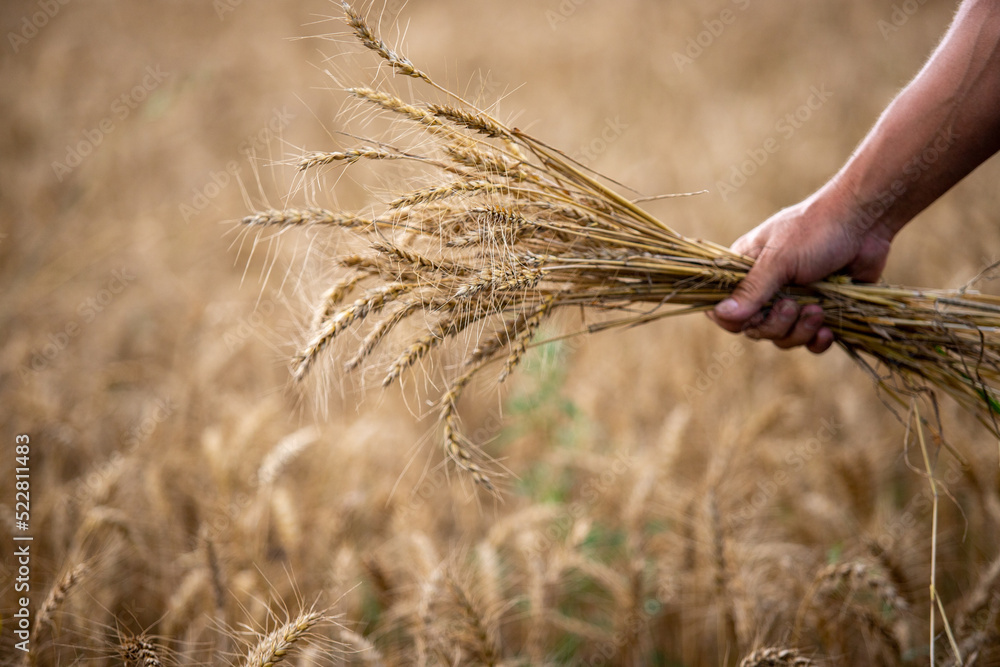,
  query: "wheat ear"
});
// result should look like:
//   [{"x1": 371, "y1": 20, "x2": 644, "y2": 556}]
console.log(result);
[{"x1": 243, "y1": 611, "x2": 324, "y2": 667}]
